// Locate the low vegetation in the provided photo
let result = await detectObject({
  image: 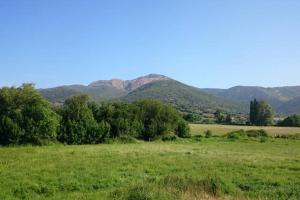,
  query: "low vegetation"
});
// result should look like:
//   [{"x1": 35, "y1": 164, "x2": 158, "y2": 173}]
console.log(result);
[
  {"x1": 1, "y1": 84, "x2": 300, "y2": 199},
  {"x1": 190, "y1": 124, "x2": 300, "y2": 136},
  {"x1": 0, "y1": 137, "x2": 299, "y2": 200},
  {"x1": 278, "y1": 114, "x2": 300, "y2": 127}
]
